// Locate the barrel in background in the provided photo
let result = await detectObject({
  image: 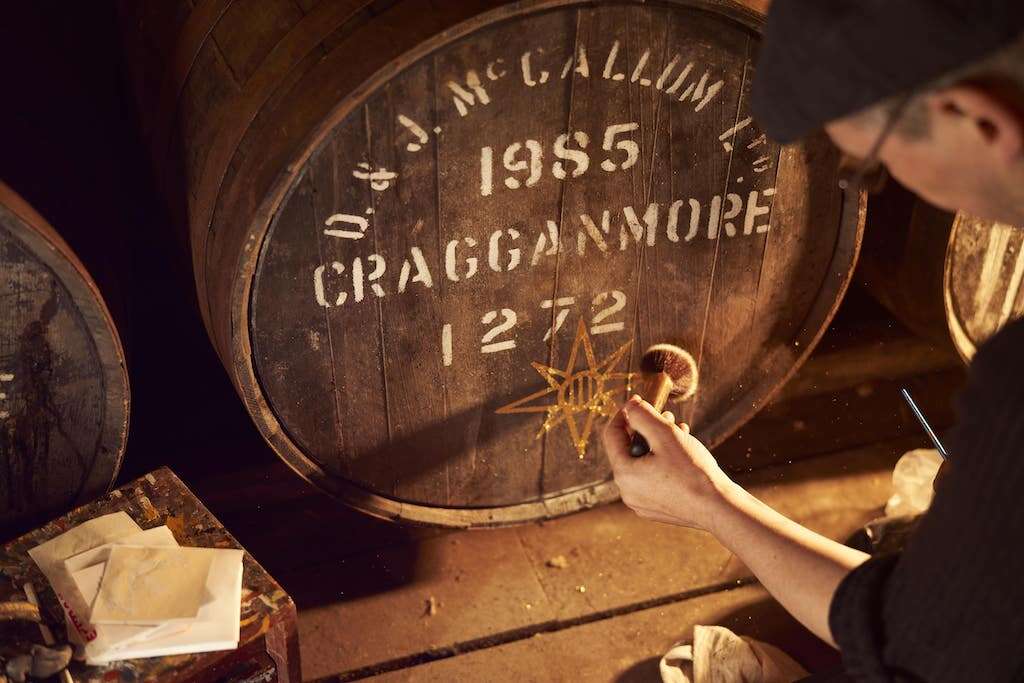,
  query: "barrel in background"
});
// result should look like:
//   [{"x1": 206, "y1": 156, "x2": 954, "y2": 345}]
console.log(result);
[
  {"x1": 945, "y1": 214, "x2": 1024, "y2": 362},
  {"x1": 855, "y1": 183, "x2": 955, "y2": 345},
  {"x1": 0, "y1": 182, "x2": 130, "y2": 531},
  {"x1": 847, "y1": 185, "x2": 1024, "y2": 365},
  {"x1": 120, "y1": 0, "x2": 863, "y2": 526}
]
